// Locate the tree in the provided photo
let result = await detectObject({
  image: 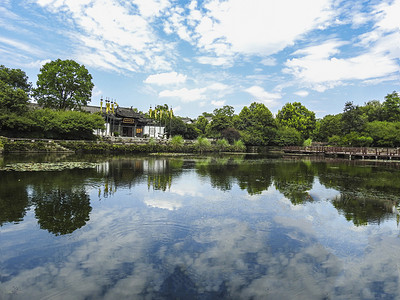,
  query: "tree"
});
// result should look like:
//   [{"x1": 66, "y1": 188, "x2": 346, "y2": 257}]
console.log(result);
[
  {"x1": 34, "y1": 59, "x2": 94, "y2": 110},
  {"x1": 236, "y1": 102, "x2": 276, "y2": 145},
  {"x1": 0, "y1": 65, "x2": 31, "y2": 93},
  {"x1": 195, "y1": 115, "x2": 209, "y2": 134},
  {"x1": 207, "y1": 105, "x2": 235, "y2": 137},
  {"x1": 276, "y1": 102, "x2": 316, "y2": 139},
  {"x1": 341, "y1": 101, "x2": 366, "y2": 134},
  {"x1": 382, "y1": 91, "x2": 400, "y2": 122},
  {"x1": 313, "y1": 114, "x2": 342, "y2": 142},
  {"x1": 0, "y1": 65, "x2": 31, "y2": 113}
]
